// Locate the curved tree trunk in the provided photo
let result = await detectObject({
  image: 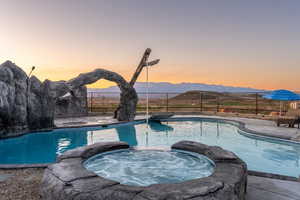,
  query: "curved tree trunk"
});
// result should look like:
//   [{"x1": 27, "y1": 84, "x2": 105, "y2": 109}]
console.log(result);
[{"x1": 67, "y1": 69, "x2": 138, "y2": 121}]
